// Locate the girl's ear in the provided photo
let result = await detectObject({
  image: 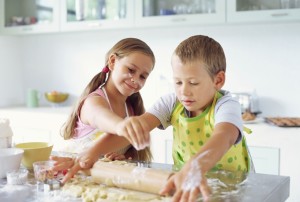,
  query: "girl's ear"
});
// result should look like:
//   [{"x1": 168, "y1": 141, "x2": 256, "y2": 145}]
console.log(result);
[
  {"x1": 214, "y1": 71, "x2": 225, "y2": 90},
  {"x1": 108, "y1": 54, "x2": 117, "y2": 70}
]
